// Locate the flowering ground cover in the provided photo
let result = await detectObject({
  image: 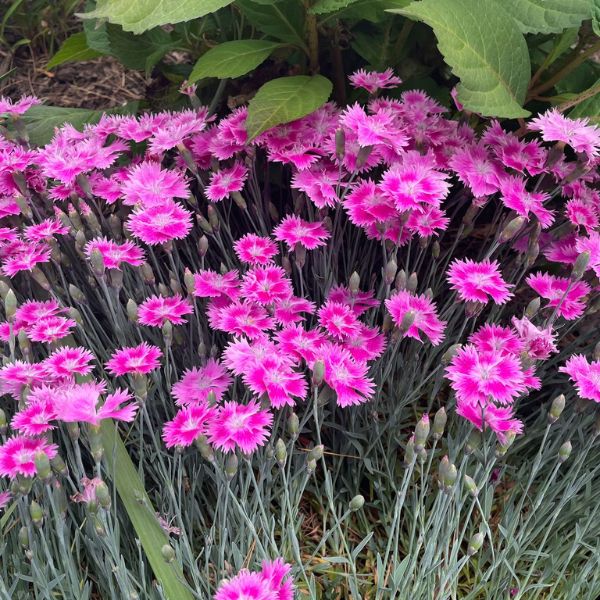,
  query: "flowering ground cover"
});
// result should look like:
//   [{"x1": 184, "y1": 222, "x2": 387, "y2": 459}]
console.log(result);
[{"x1": 0, "y1": 72, "x2": 600, "y2": 599}]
